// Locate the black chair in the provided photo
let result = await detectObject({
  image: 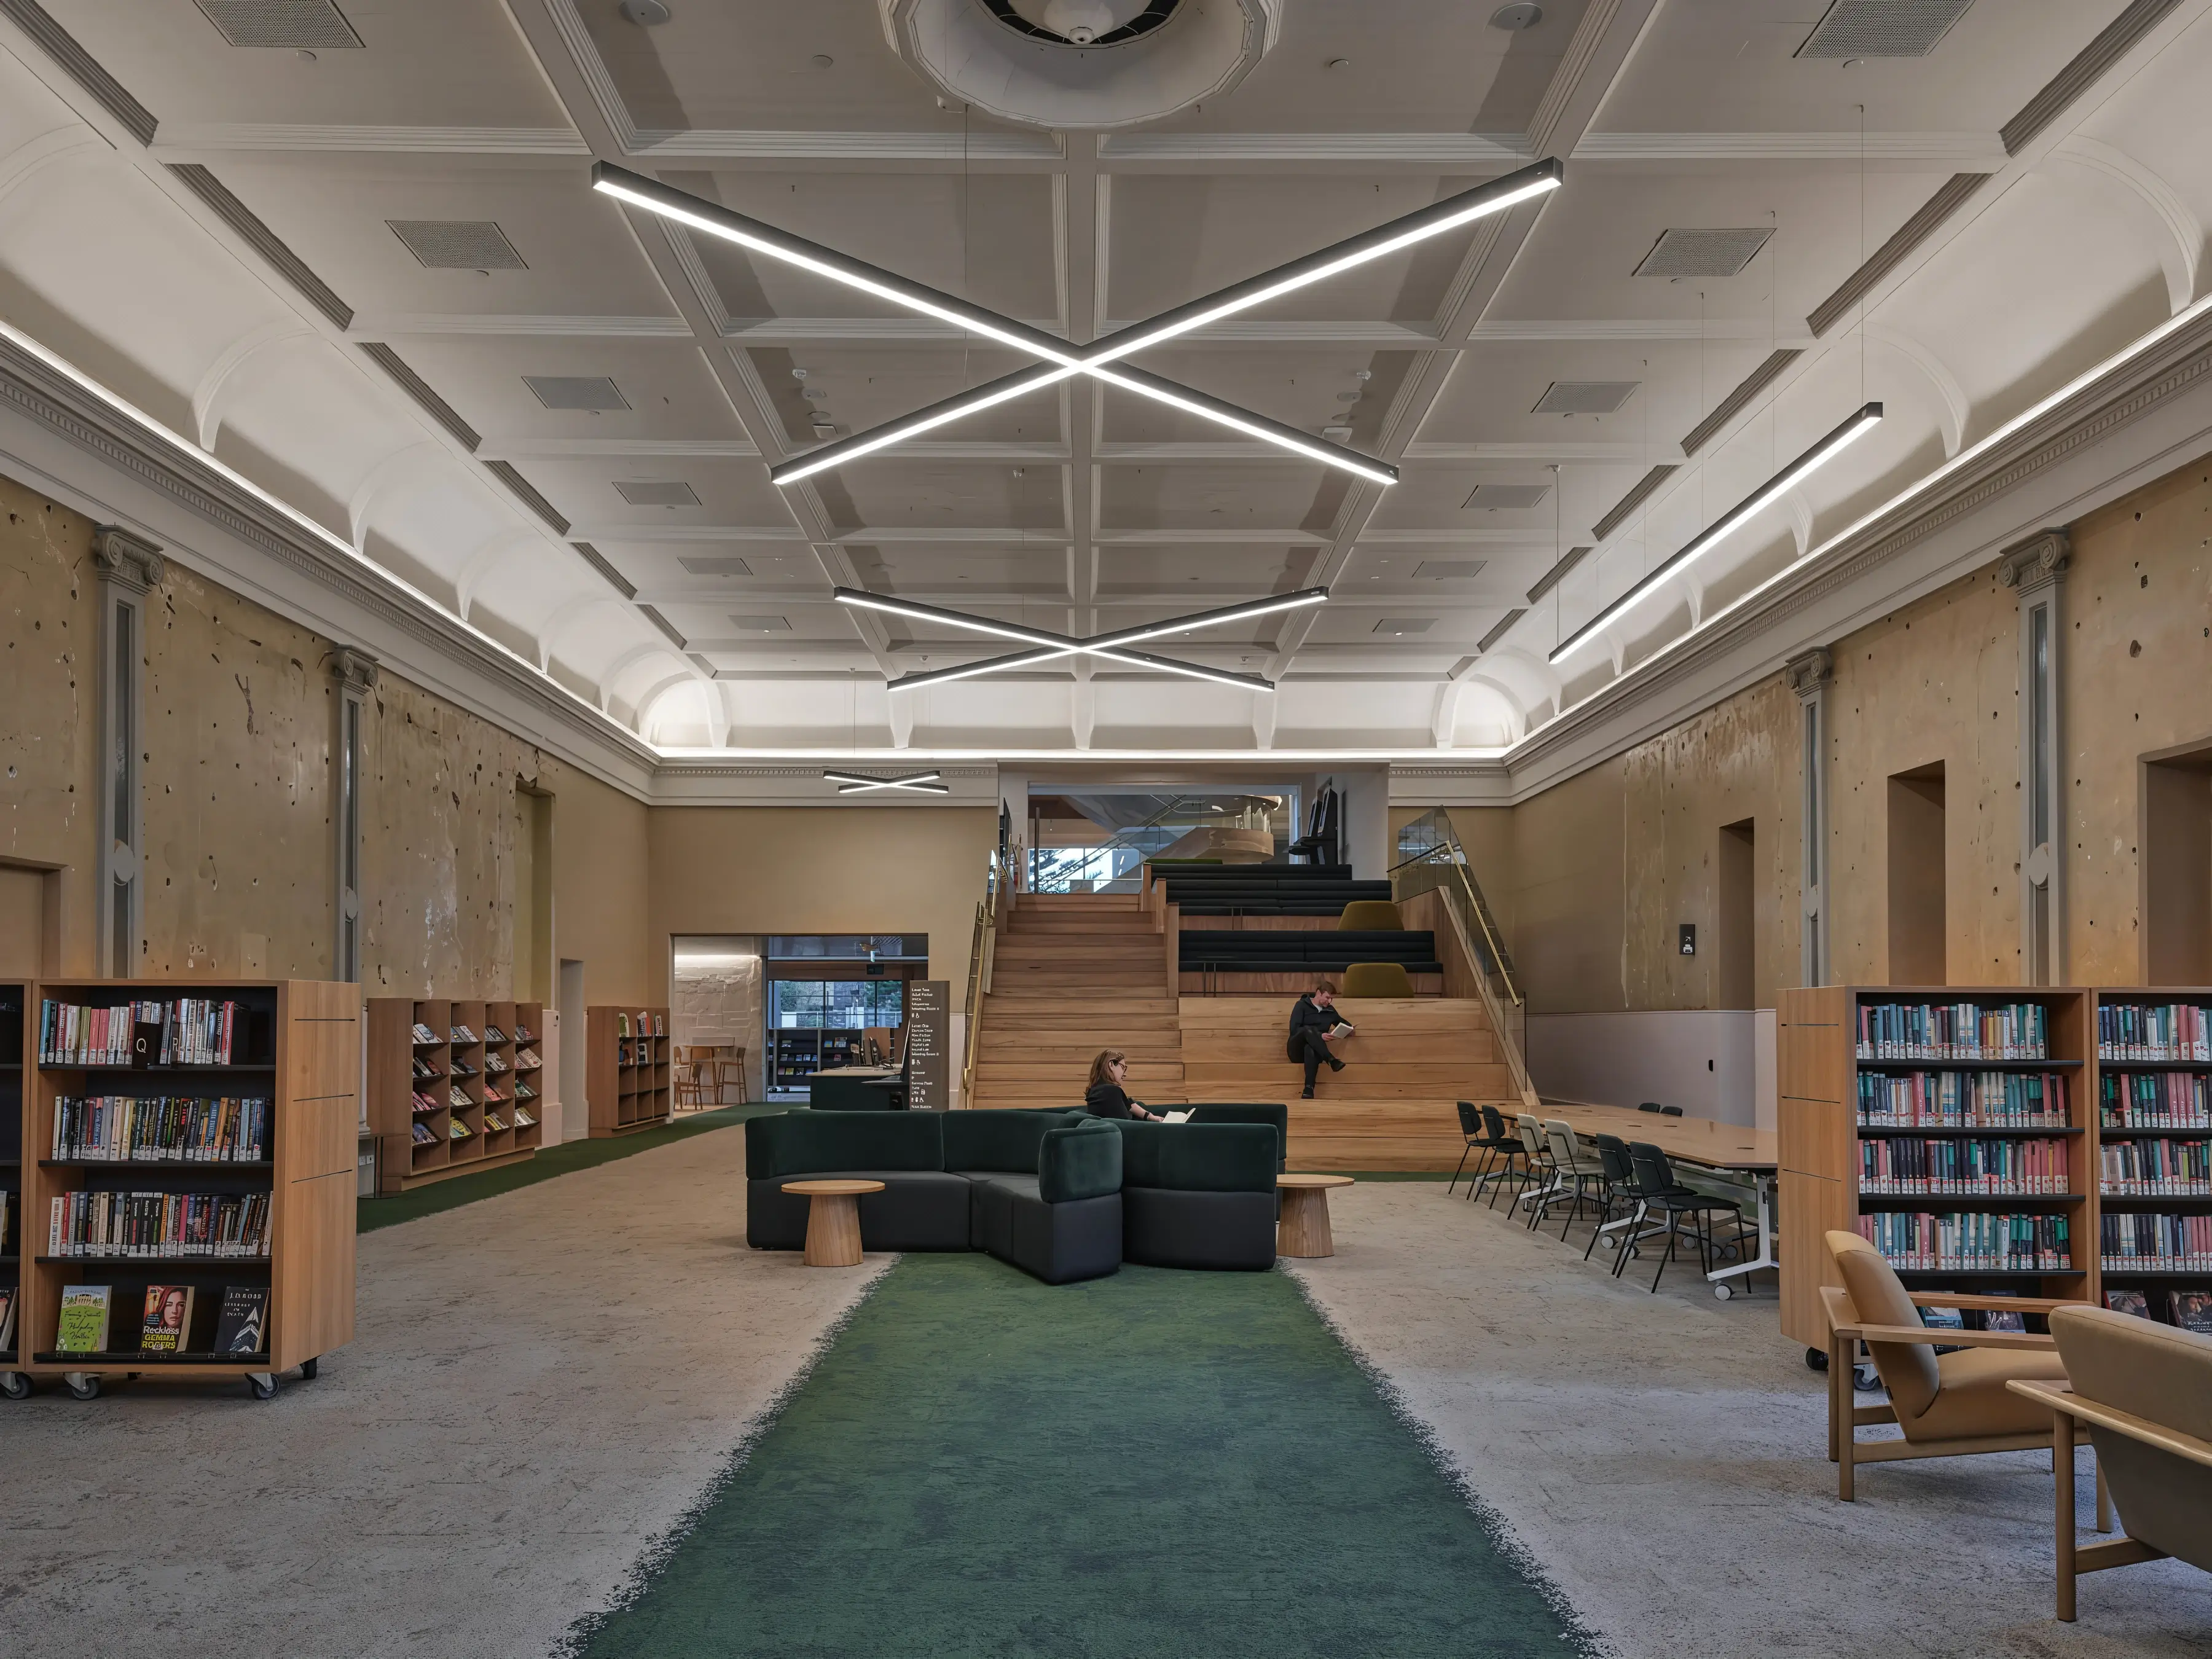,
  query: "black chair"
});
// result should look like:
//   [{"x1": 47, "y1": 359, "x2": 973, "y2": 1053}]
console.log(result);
[
  {"x1": 1580, "y1": 1134, "x2": 1638, "y2": 1263},
  {"x1": 1620, "y1": 1141, "x2": 1754, "y2": 1293},
  {"x1": 1659, "y1": 1105, "x2": 1684, "y2": 1117},
  {"x1": 1288, "y1": 791, "x2": 1340, "y2": 865},
  {"x1": 1637, "y1": 1102, "x2": 1663, "y2": 1113},
  {"x1": 1474, "y1": 1103, "x2": 1529, "y2": 1207},
  {"x1": 1449, "y1": 1101, "x2": 1516, "y2": 1196}
]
